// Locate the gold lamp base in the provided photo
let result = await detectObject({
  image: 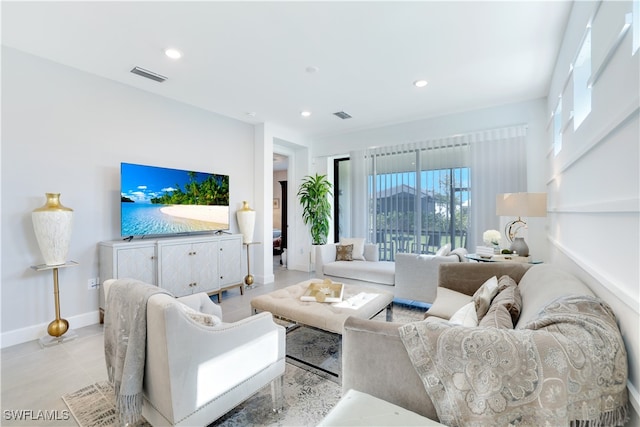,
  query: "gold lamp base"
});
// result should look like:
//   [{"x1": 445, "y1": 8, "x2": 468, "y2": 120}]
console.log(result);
[
  {"x1": 47, "y1": 318, "x2": 69, "y2": 337},
  {"x1": 244, "y1": 274, "x2": 254, "y2": 286}
]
